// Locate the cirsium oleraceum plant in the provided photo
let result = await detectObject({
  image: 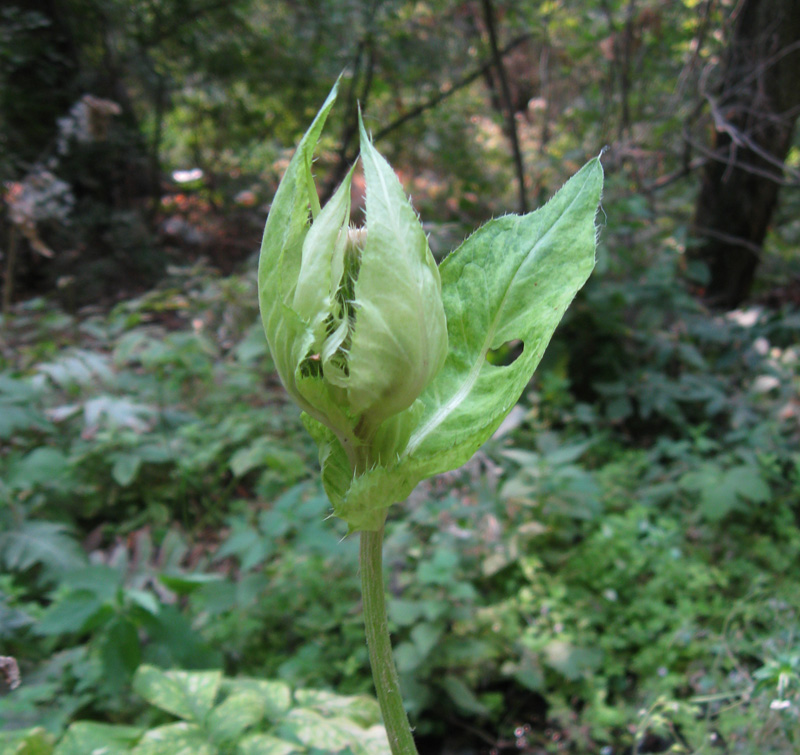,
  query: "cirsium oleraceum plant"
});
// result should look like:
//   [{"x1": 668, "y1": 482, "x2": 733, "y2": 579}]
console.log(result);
[{"x1": 258, "y1": 80, "x2": 603, "y2": 754}]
